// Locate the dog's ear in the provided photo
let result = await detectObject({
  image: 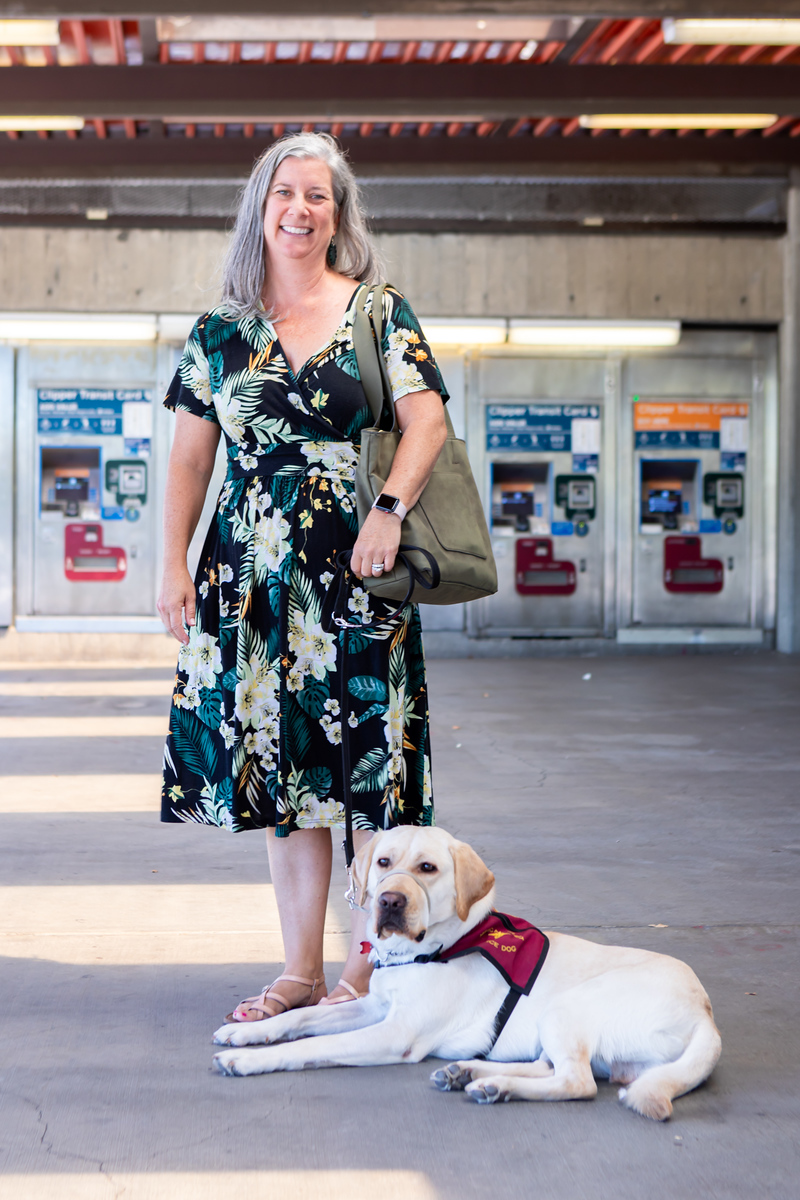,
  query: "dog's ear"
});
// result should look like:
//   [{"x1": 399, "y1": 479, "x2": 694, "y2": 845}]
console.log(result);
[
  {"x1": 351, "y1": 832, "x2": 382, "y2": 908},
  {"x1": 450, "y1": 841, "x2": 495, "y2": 922}
]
